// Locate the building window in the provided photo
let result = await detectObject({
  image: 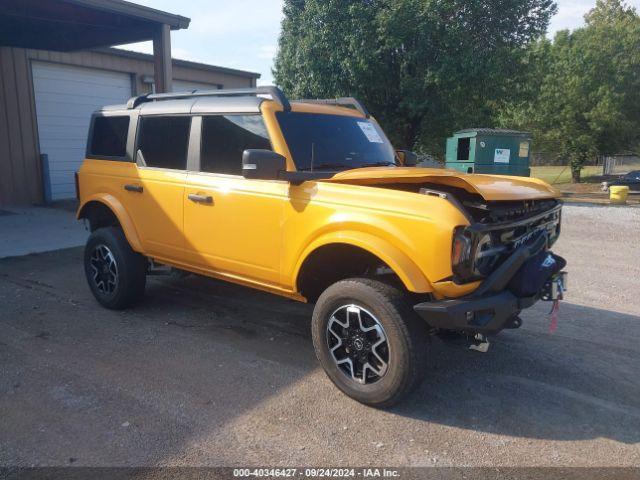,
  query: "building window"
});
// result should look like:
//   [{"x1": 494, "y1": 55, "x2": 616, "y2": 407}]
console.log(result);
[
  {"x1": 89, "y1": 116, "x2": 129, "y2": 158},
  {"x1": 137, "y1": 116, "x2": 191, "y2": 170},
  {"x1": 200, "y1": 115, "x2": 271, "y2": 175}
]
